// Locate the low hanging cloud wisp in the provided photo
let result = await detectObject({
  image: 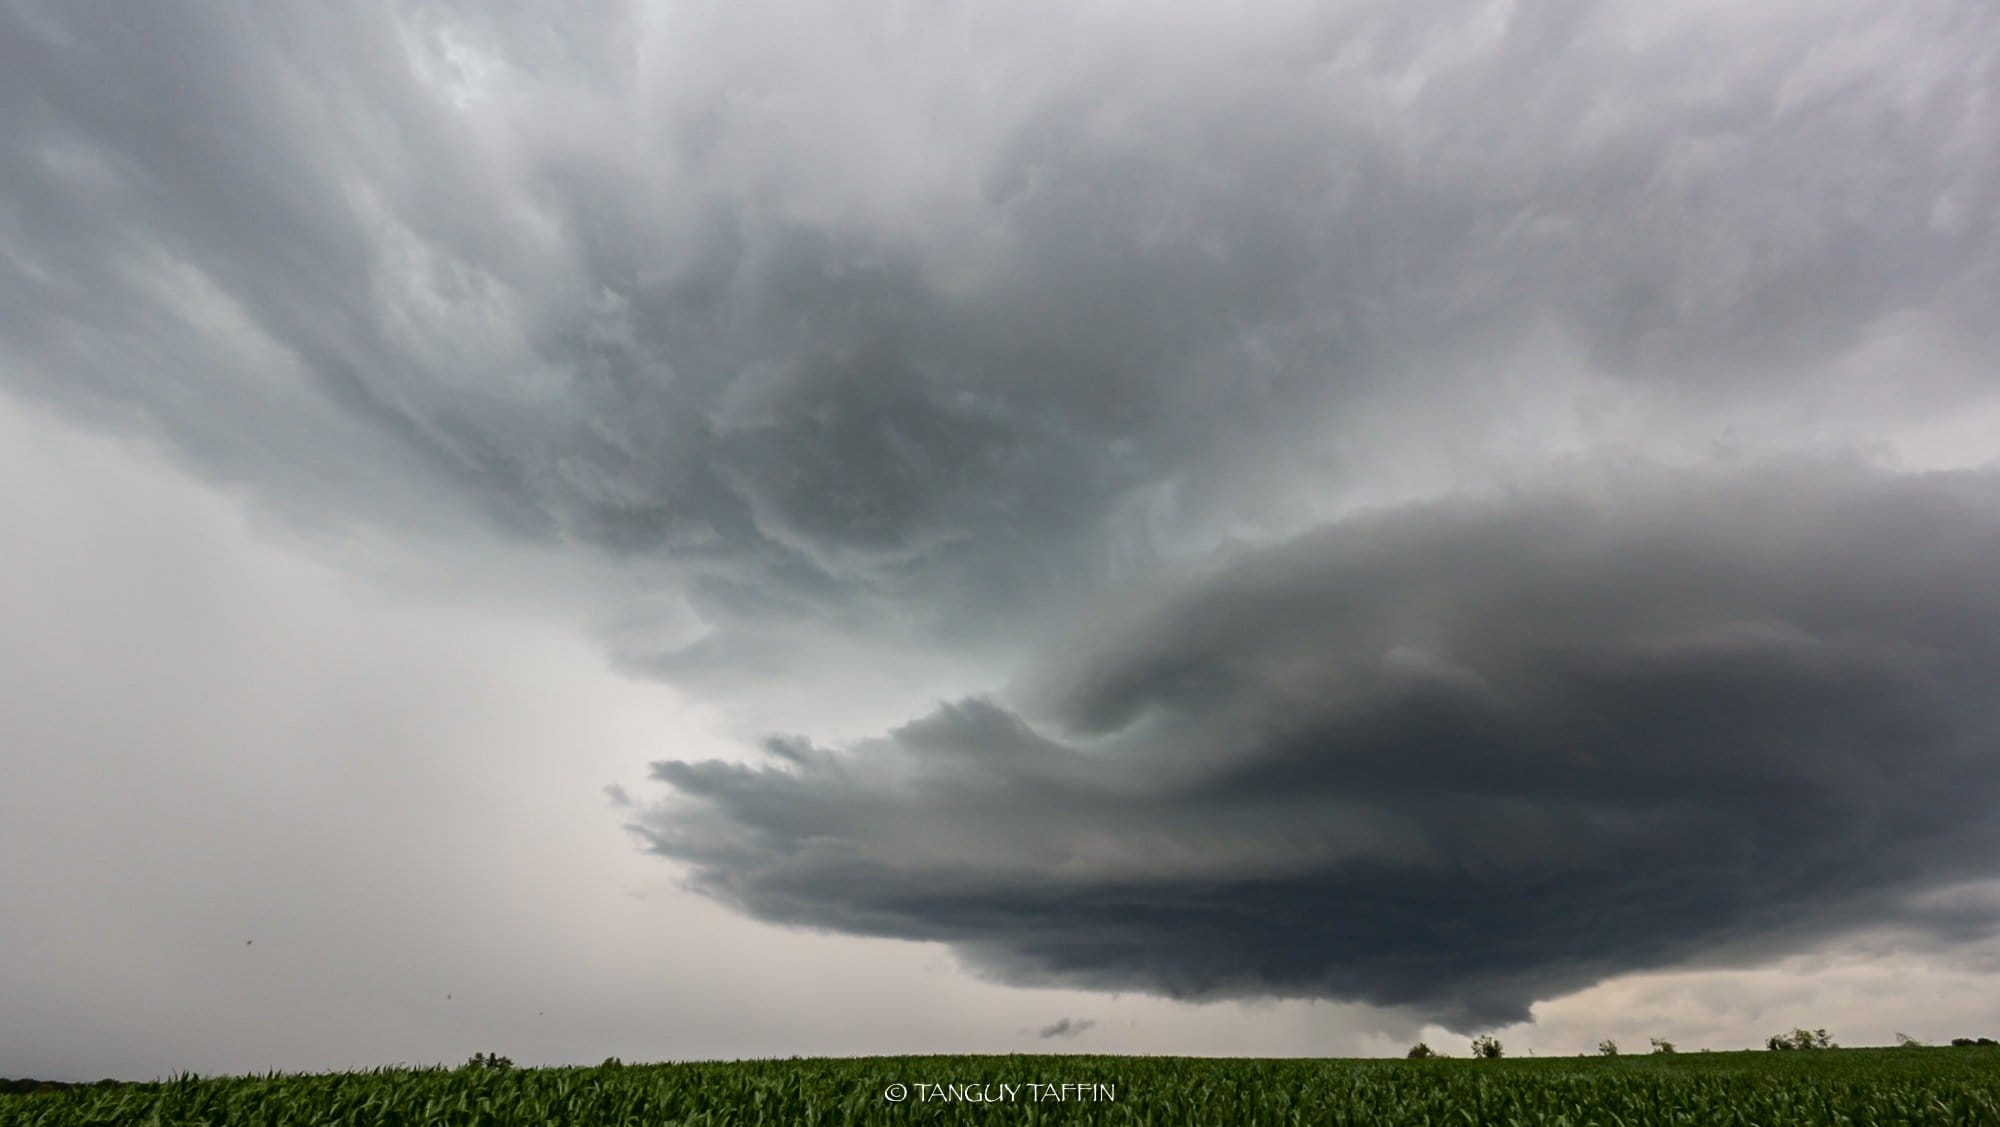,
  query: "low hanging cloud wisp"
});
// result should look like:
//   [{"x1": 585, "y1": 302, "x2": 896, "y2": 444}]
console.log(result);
[
  {"x1": 641, "y1": 465, "x2": 2000, "y2": 1029},
  {"x1": 1038, "y1": 1018, "x2": 1095, "y2": 1041}
]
